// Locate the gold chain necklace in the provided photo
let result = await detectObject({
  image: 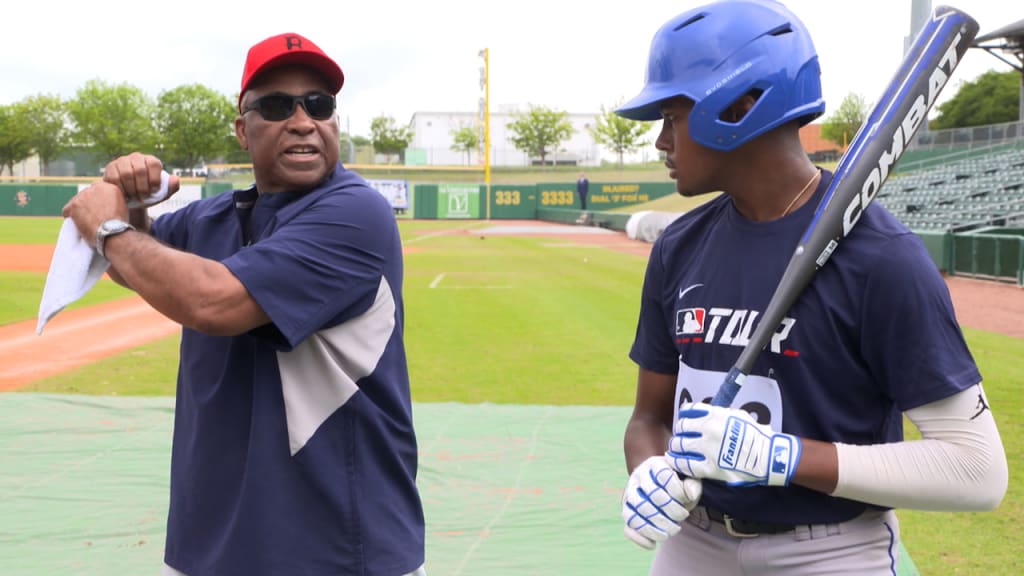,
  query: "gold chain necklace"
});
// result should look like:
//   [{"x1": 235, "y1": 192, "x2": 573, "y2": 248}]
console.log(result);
[{"x1": 781, "y1": 169, "x2": 821, "y2": 218}]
